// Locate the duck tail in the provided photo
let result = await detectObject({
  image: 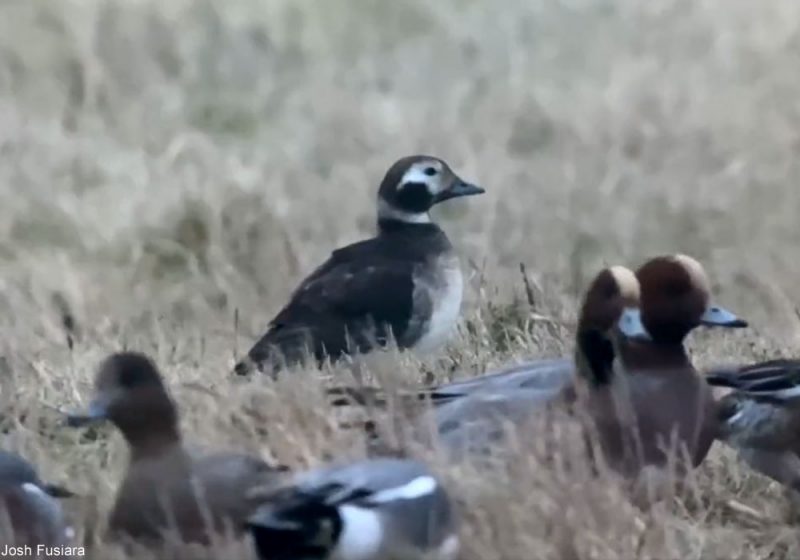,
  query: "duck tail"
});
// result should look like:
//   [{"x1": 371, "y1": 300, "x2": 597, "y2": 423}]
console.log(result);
[
  {"x1": 706, "y1": 360, "x2": 800, "y2": 402},
  {"x1": 739, "y1": 377, "x2": 800, "y2": 403},
  {"x1": 705, "y1": 369, "x2": 745, "y2": 389}
]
